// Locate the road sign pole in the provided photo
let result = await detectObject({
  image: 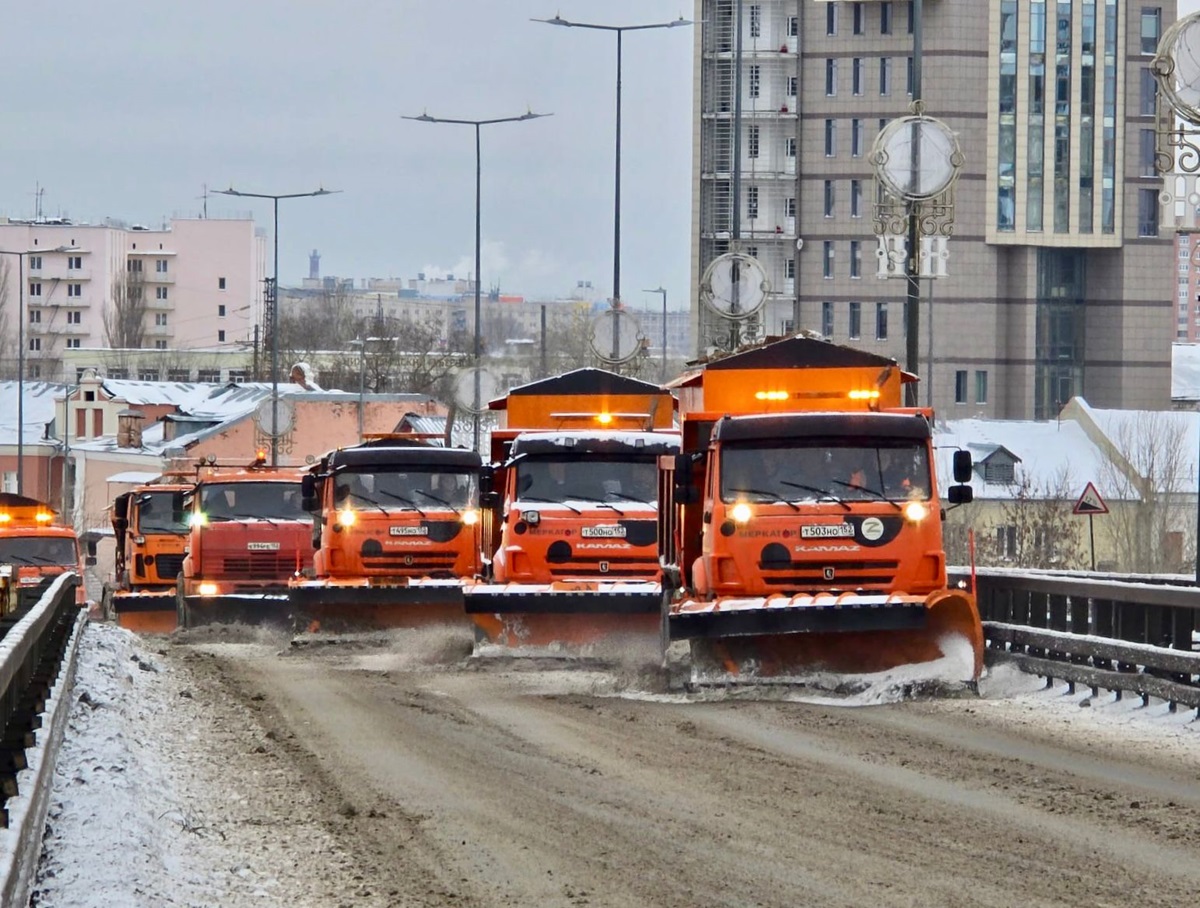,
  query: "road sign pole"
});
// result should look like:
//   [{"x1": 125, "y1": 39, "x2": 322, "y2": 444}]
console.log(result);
[{"x1": 1089, "y1": 514, "x2": 1095, "y2": 572}]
